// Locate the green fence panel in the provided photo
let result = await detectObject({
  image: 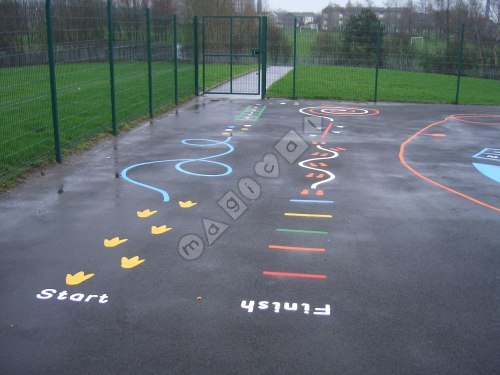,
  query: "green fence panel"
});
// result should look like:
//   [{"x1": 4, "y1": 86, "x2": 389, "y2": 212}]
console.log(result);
[
  {"x1": 265, "y1": 14, "x2": 294, "y2": 98},
  {"x1": 202, "y1": 17, "x2": 232, "y2": 92},
  {"x1": 2, "y1": 1, "x2": 499, "y2": 188},
  {"x1": 194, "y1": 16, "x2": 199, "y2": 96},
  {"x1": 177, "y1": 17, "x2": 196, "y2": 102},
  {"x1": 50, "y1": 0, "x2": 111, "y2": 151},
  {"x1": 150, "y1": 13, "x2": 174, "y2": 115},
  {"x1": 266, "y1": 13, "x2": 499, "y2": 105},
  {"x1": 458, "y1": 24, "x2": 500, "y2": 105},
  {"x1": 113, "y1": 6, "x2": 149, "y2": 127},
  {"x1": 377, "y1": 25, "x2": 460, "y2": 103},
  {"x1": 298, "y1": 26, "x2": 375, "y2": 101},
  {"x1": 0, "y1": 0, "x2": 53, "y2": 187}
]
